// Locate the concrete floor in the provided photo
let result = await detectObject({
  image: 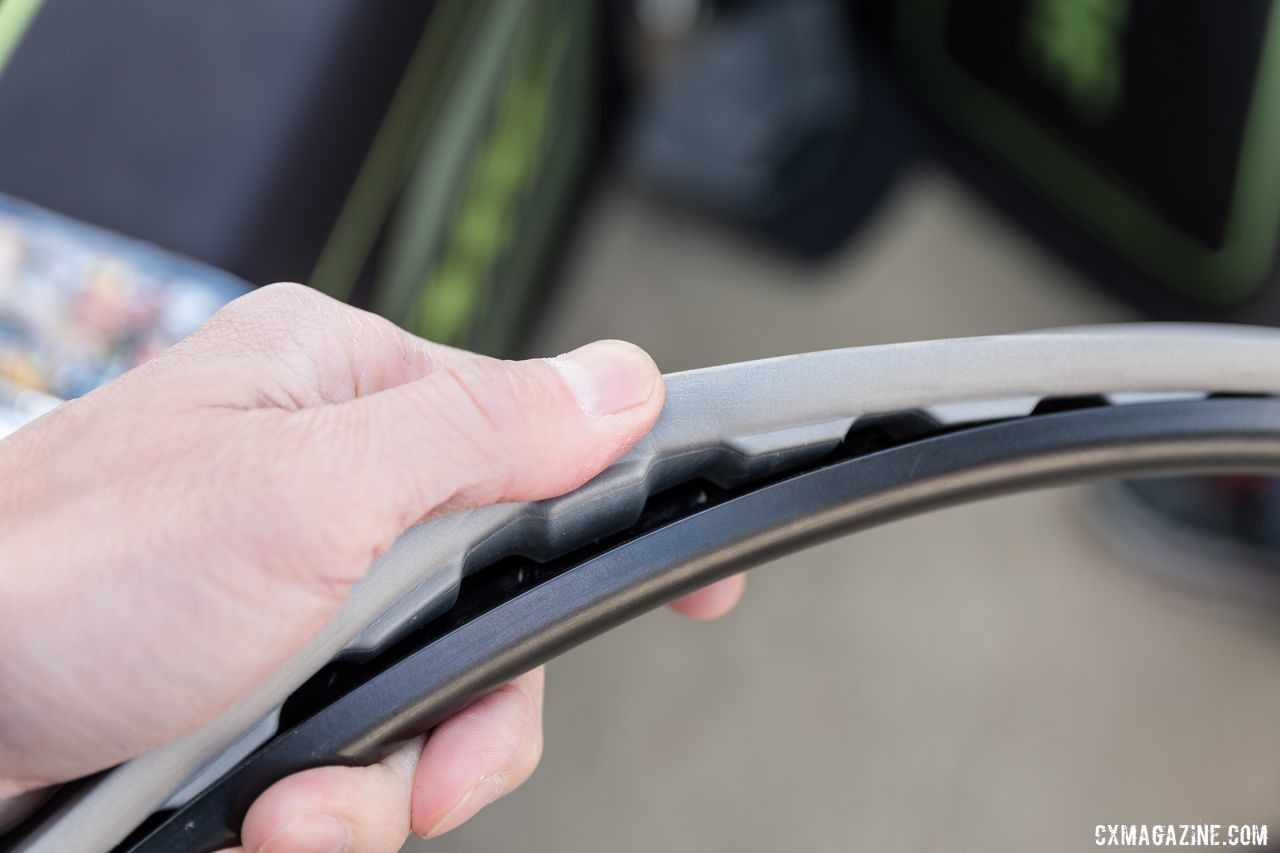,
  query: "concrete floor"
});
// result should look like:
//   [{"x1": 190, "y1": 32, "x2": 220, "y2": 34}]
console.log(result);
[{"x1": 409, "y1": 167, "x2": 1280, "y2": 852}]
